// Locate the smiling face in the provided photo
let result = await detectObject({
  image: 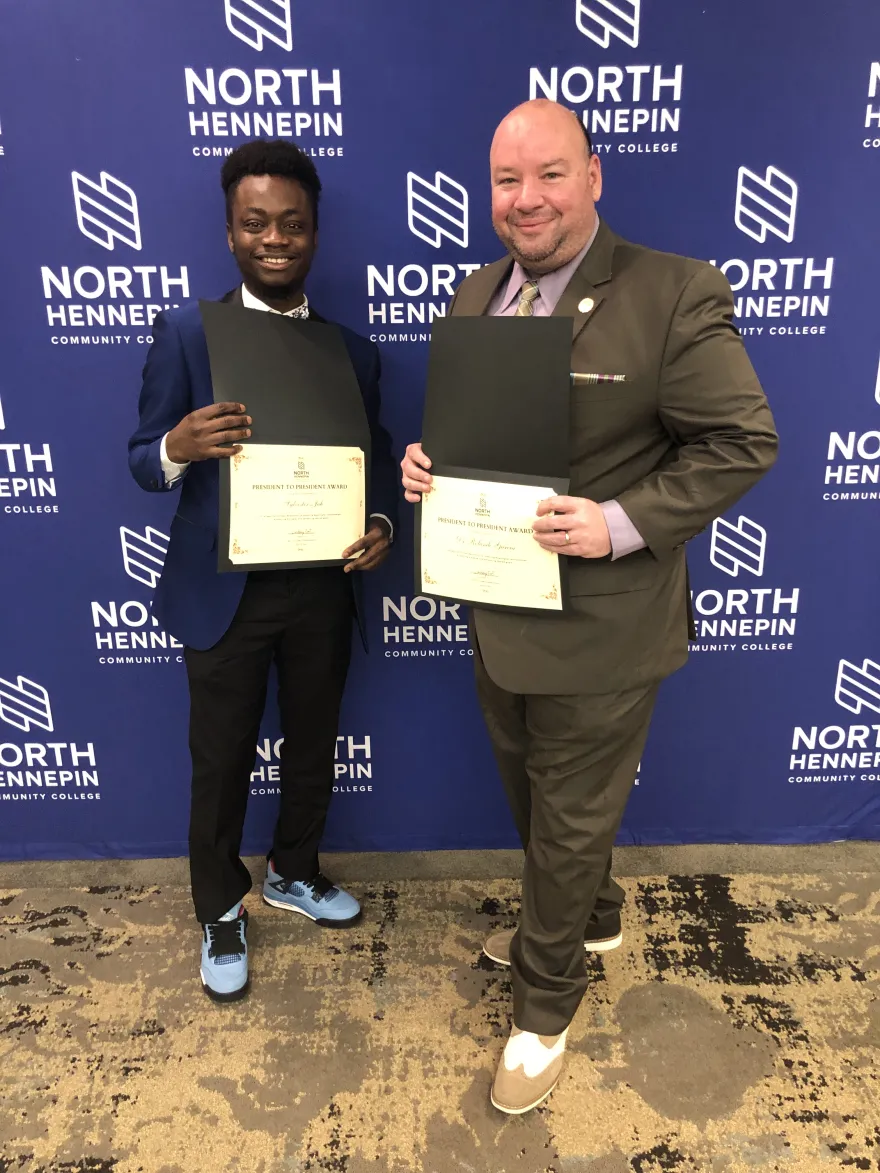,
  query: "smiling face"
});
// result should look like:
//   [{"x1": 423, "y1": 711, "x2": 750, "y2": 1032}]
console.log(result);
[
  {"x1": 226, "y1": 174, "x2": 317, "y2": 309},
  {"x1": 490, "y1": 100, "x2": 602, "y2": 275}
]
